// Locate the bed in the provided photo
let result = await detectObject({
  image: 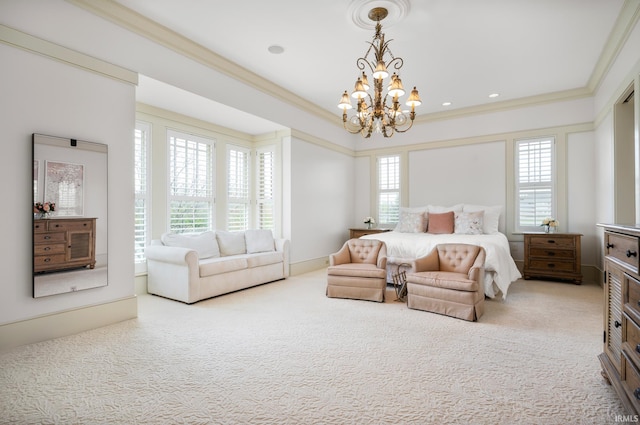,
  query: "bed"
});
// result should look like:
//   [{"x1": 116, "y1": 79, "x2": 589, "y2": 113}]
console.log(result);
[{"x1": 359, "y1": 205, "x2": 522, "y2": 299}]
